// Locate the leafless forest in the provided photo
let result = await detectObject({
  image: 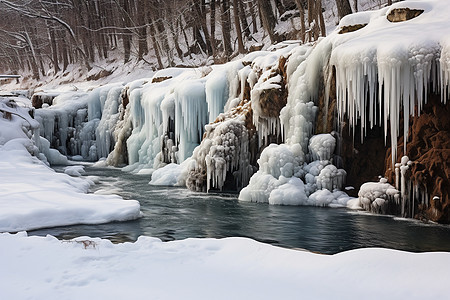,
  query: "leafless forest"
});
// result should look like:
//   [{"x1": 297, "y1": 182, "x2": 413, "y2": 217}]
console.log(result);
[{"x1": 0, "y1": 0, "x2": 361, "y2": 78}]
